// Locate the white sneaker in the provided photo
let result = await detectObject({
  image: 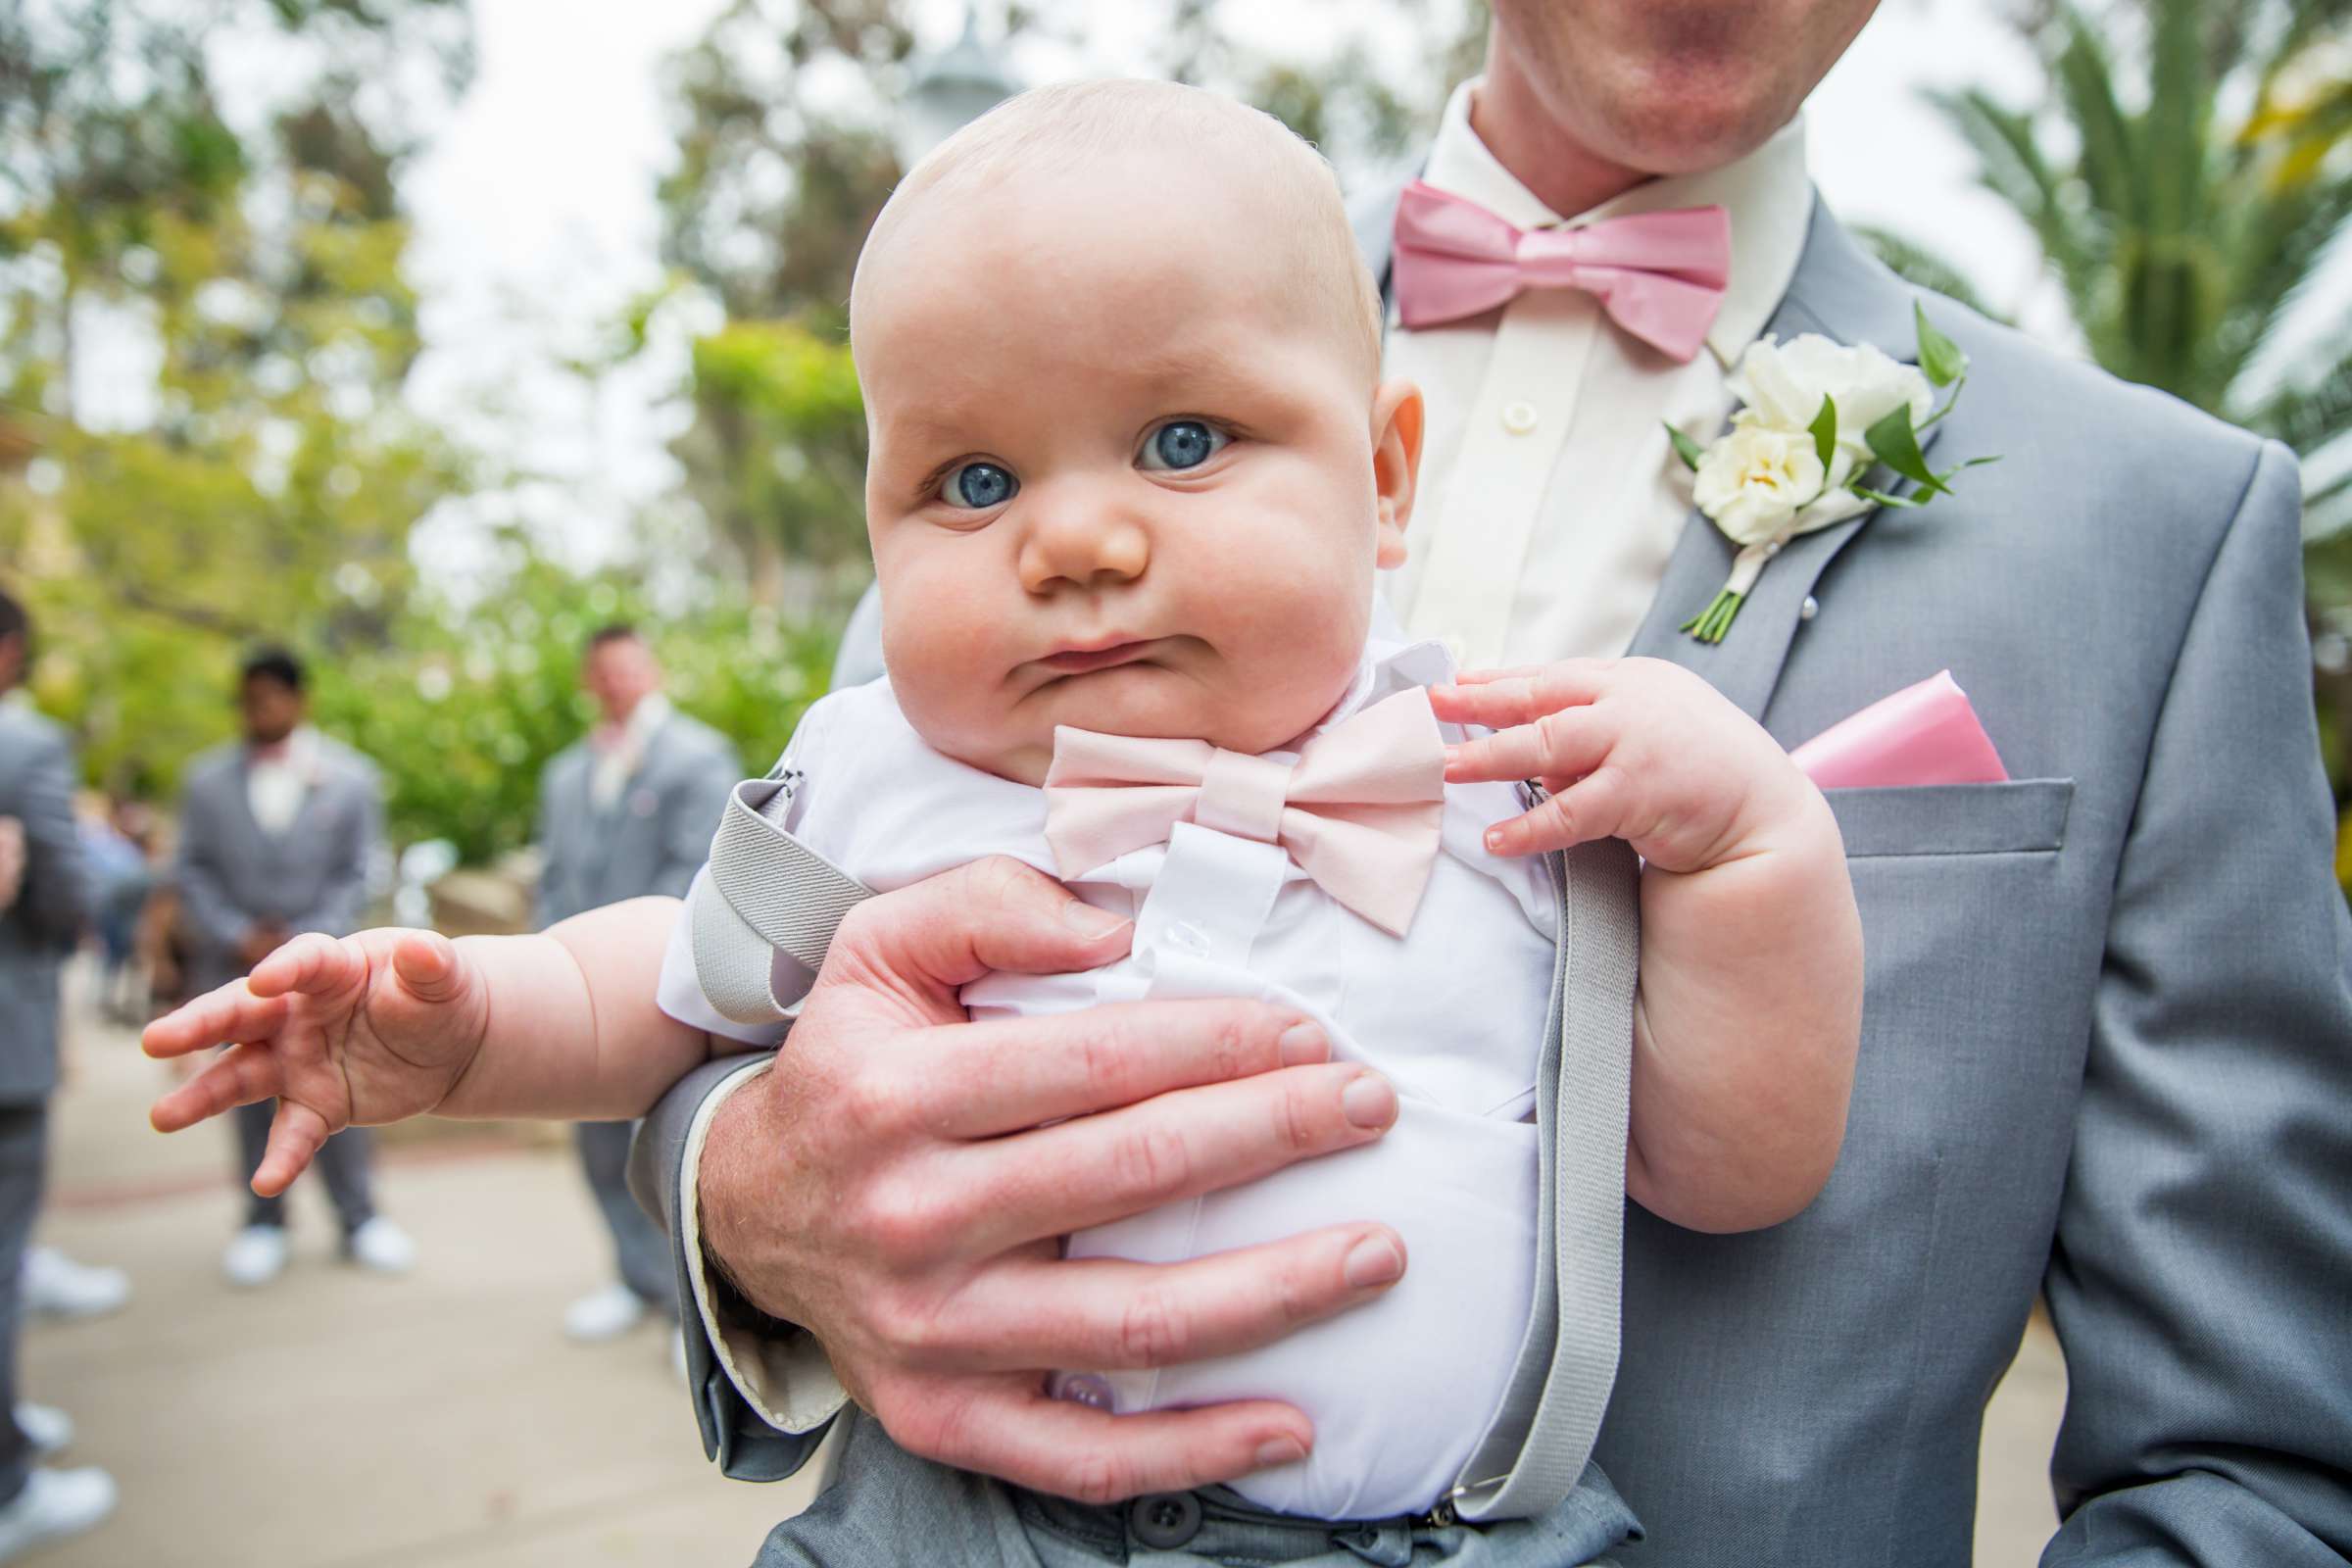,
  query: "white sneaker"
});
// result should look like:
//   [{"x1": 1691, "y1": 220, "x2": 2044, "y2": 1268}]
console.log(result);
[
  {"x1": 11, "y1": 1406, "x2": 69, "y2": 1459},
  {"x1": 0, "y1": 1466, "x2": 117, "y2": 1562},
  {"x1": 564, "y1": 1282, "x2": 648, "y2": 1343},
  {"x1": 220, "y1": 1225, "x2": 289, "y2": 1289},
  {"x1": 344, "y1": 1217, "x2": 415, "y2": 1276},
  {"x1": 20, "y1": 1248, "x2": 128, "y2": 1321}
]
